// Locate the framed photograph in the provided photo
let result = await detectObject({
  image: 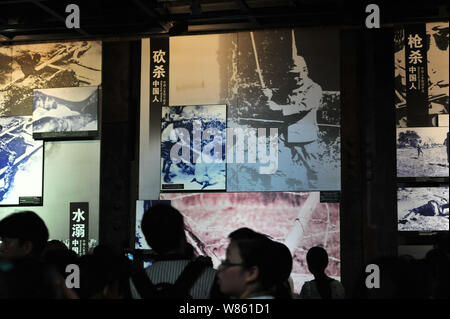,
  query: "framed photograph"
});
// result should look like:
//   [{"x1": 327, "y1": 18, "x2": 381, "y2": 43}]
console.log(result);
[
  {"x1": 135, "y1": 200, "x2": 171, "y2": 249},
  {"x1": 32, "y1": 86, "x2": 99, "y2": 139},
  {"x1": 0, "y1": 116, "x2": 43, "y2": 205},
  {"x1": 398, "y1": 186, "x2": 449, "y2": 231},
  {"x1": 160, "y1": 191, "x2": 340, "y2": 294},
  {"x1": 397, "y1": 127, "x2": 449, "y2": 177},
  {"x1": 160, "y1": 104, "x2": 226, "y2": 191}
]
